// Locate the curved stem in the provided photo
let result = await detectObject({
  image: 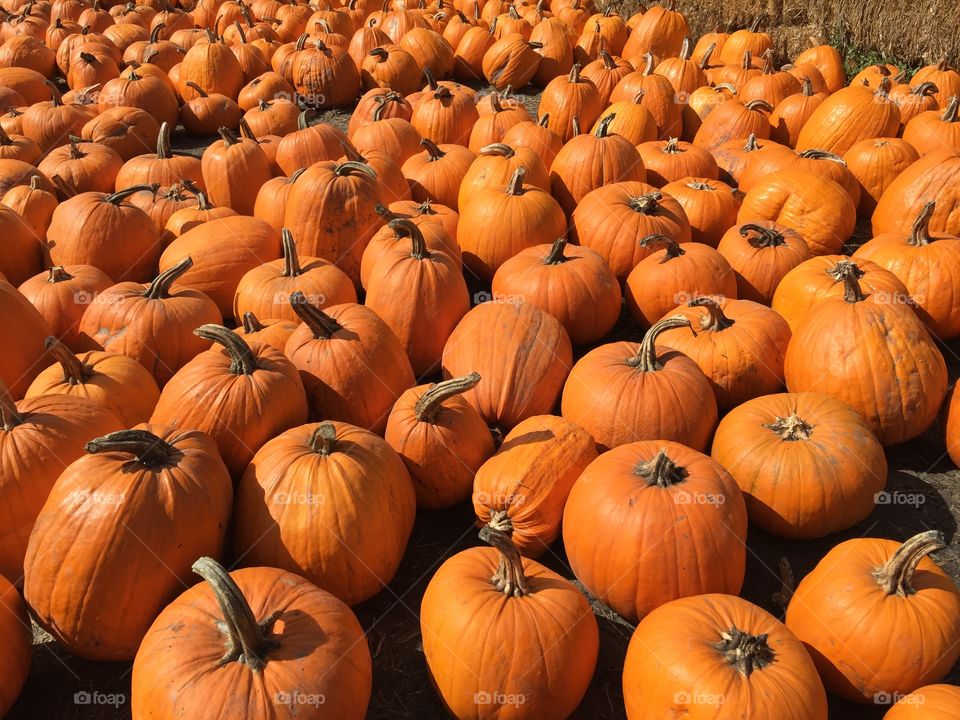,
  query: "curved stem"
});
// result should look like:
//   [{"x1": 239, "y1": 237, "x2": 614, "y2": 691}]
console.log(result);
[
  {"x1": 191, "y1": 556, "x2": 279, "y2": 671},
  {"x1": 874, "y1": 530, "x2": 946, "y2": 597},
  {"x1": 85, "y1": 429, "x2": 180, "y2": 468},
  {"x1": 0, "y1": 381, "x2": 21, "y2": 430},
  {"x1": 45, "y1": 336, "x2": 90, "y2": 385},
  {"x1": 241, "y1": 311, "x2": 265, "y2": 333},
  {"x1": 594, "y1": 113, "x2": 615, "y2": 137},
  {"x1": 194, "y1": 324, "x2": 259, "y2": 375},
  {"x1": 907, "y1": 201, "x2": 937, "y2": 247},
  {"x1": 739, "y1": 223, "x2": 785, "y2": 247},
  {"x1": 662, "y1": 137, "x2": 681, "y2": 154},
  {"x1": 290, "y1": 290, "x2": 342, "y2": 338},
  {"x1": 105, "y1": 184, "x2": 157, "y2": 205},
  {"x1": 280, "y1": 228, "x2": 302, "y2": 277},
  {"x1": 626, "y1": 315, "x2": 693, "y2": 371},
  {"x1": 689, "y1": 297, "x2": 734, "y2": 331},
  {"x1": 334, "y1": 161, "x2": 377, "y2": 178},
  {"x1": 479, "y1": 143, "x2": 514, "y2": 158},
  {"x1": 715, "y1": 627, "x2": 775, "y2": 677},
  {"x1": 389, "y1": 218, "x2": 429, "y2": 259},
  {"x1": 218, "y1": 126, "x2": 240, "y2": 146},
  {"x1": 506, "y1": 166, "x2": 526, "y2": 195},
  {"x1": 634, "y1": 448, "x2": 687, "y2": 487},
  {"x1": 764, "y1": 413, "x2": 813, "y2": 441},
  {"x1": 745, "y1": 99, "x2": 773, "y2": 112},
  {"x1": 545, "y1": 238, "x2": 567, "y2": 264},
  {"x1": 143, "y1": 257, "x2": 192, "y2": 299},
  {"x1": 420, "y1": 138, "x2": 445, "y2": 161},
  {"x1": 157, "y1": 121, "x2": 173, "y2": 158},
  {"x1": 478, "y1": 510, "x2": 528, "y2": 597},
  {"x1": 415, "y1": 372, "x2": 481, "y2": 421},
  {"x1": 308, "y1": 421, "x2": 337, "y2": 454},
  {"x1": 638, "y1": 233, "x2": 684, "y2": 262}
]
